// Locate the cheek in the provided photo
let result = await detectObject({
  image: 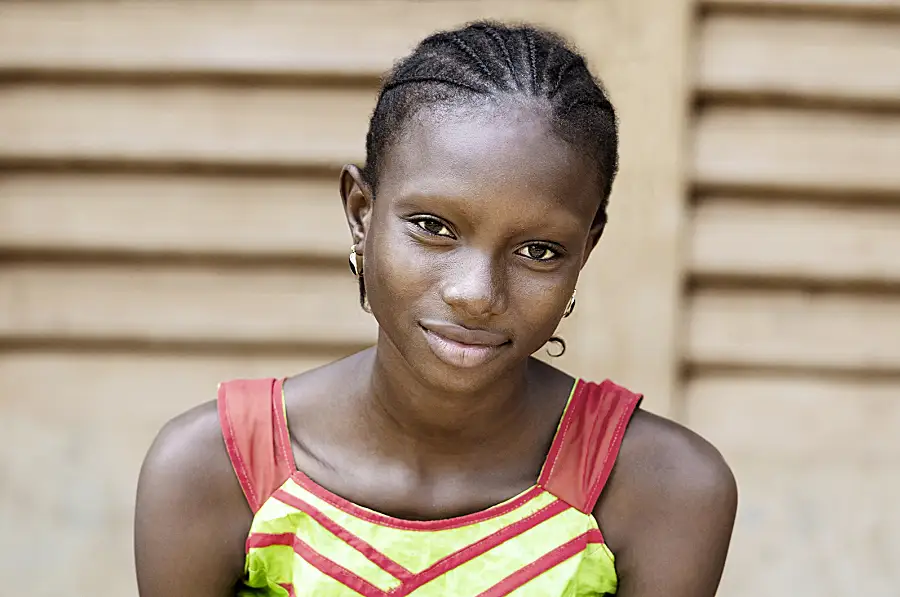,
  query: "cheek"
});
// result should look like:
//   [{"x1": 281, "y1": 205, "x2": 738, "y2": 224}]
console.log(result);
[
  {"x1": 365, "y1": 218, "x2": 433, "y2": 307},
  {"x1": 513, "y1": 276, "x2": 570, "y2": 326}
]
